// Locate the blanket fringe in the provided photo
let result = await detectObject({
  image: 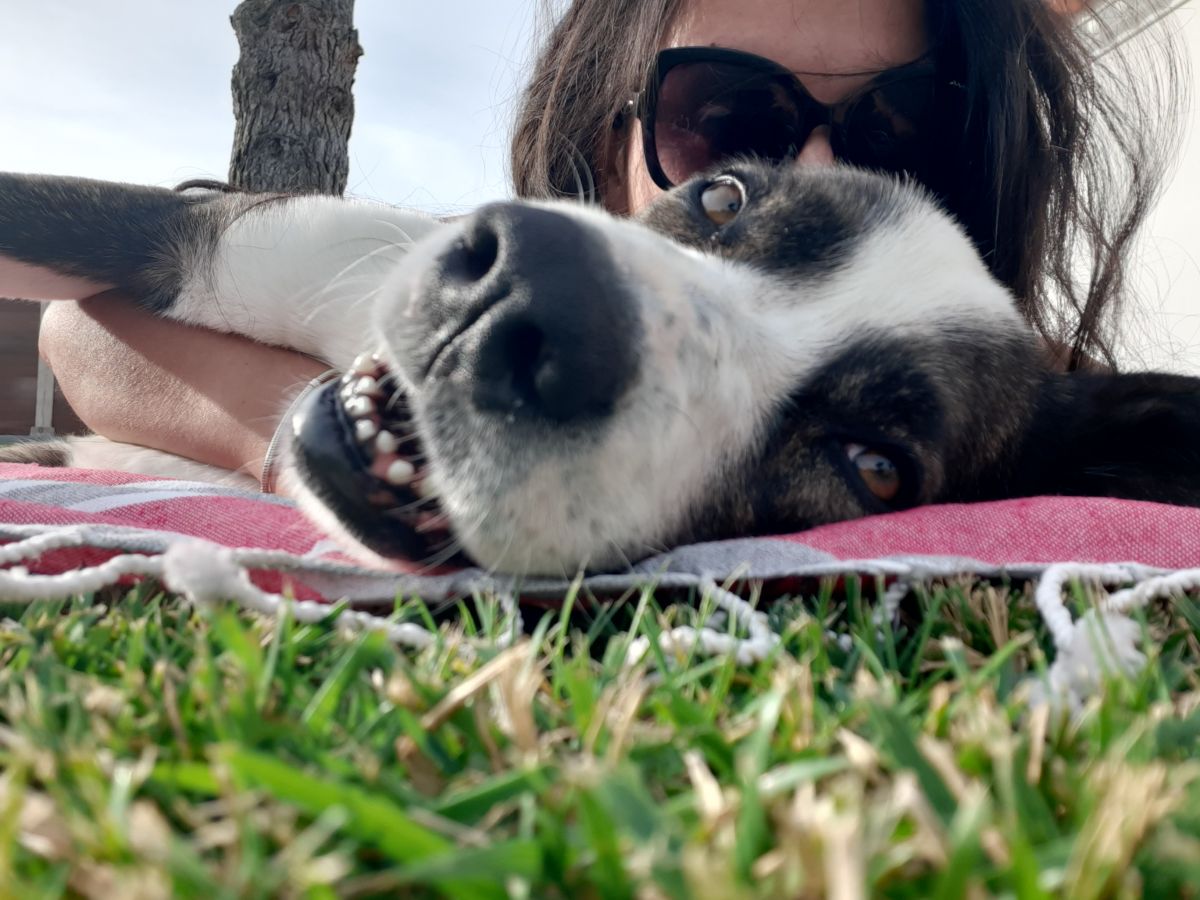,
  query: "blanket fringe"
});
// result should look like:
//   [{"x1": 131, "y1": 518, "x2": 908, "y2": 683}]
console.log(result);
[
  {"x1": 0, "y1": 529, "x2": 455, "y2": 655},
  {"x1": 624, "y1": 577, "x2": 779, "y2": 667},
  {"x1": 1029, "y1": 562, "x2": 1170, "y2": 716},
  {"x1": 0, "y1": 526, "x2": 1194, "y2": 708}
]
